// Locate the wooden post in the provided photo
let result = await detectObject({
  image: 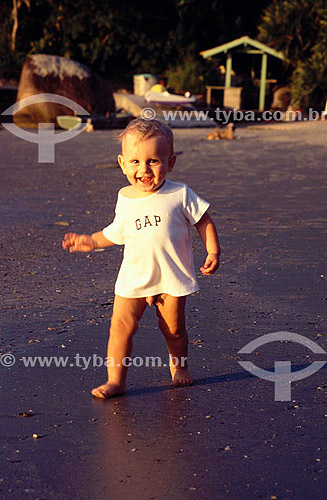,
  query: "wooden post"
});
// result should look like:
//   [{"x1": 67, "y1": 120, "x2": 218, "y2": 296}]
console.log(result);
[
  {"x1": 206, "y1": 86, "x2": 212, "y2": 106},
  {"x1": 259, "y1": 53, "x2": 267, "y2": 111},
  {"x1": 225, "y1": 52, "x2": 232, "y2": 88}
]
